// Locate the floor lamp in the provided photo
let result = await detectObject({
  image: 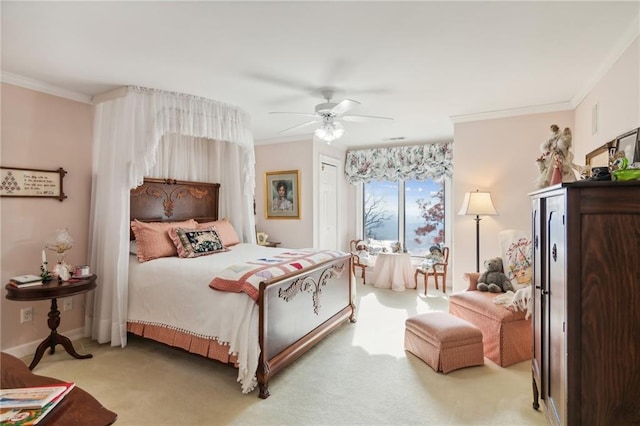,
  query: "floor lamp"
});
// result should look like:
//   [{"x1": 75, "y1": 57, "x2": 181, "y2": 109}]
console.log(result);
[{"x1": 458, "y1": 190, "x2": 497, "y2": 272}]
